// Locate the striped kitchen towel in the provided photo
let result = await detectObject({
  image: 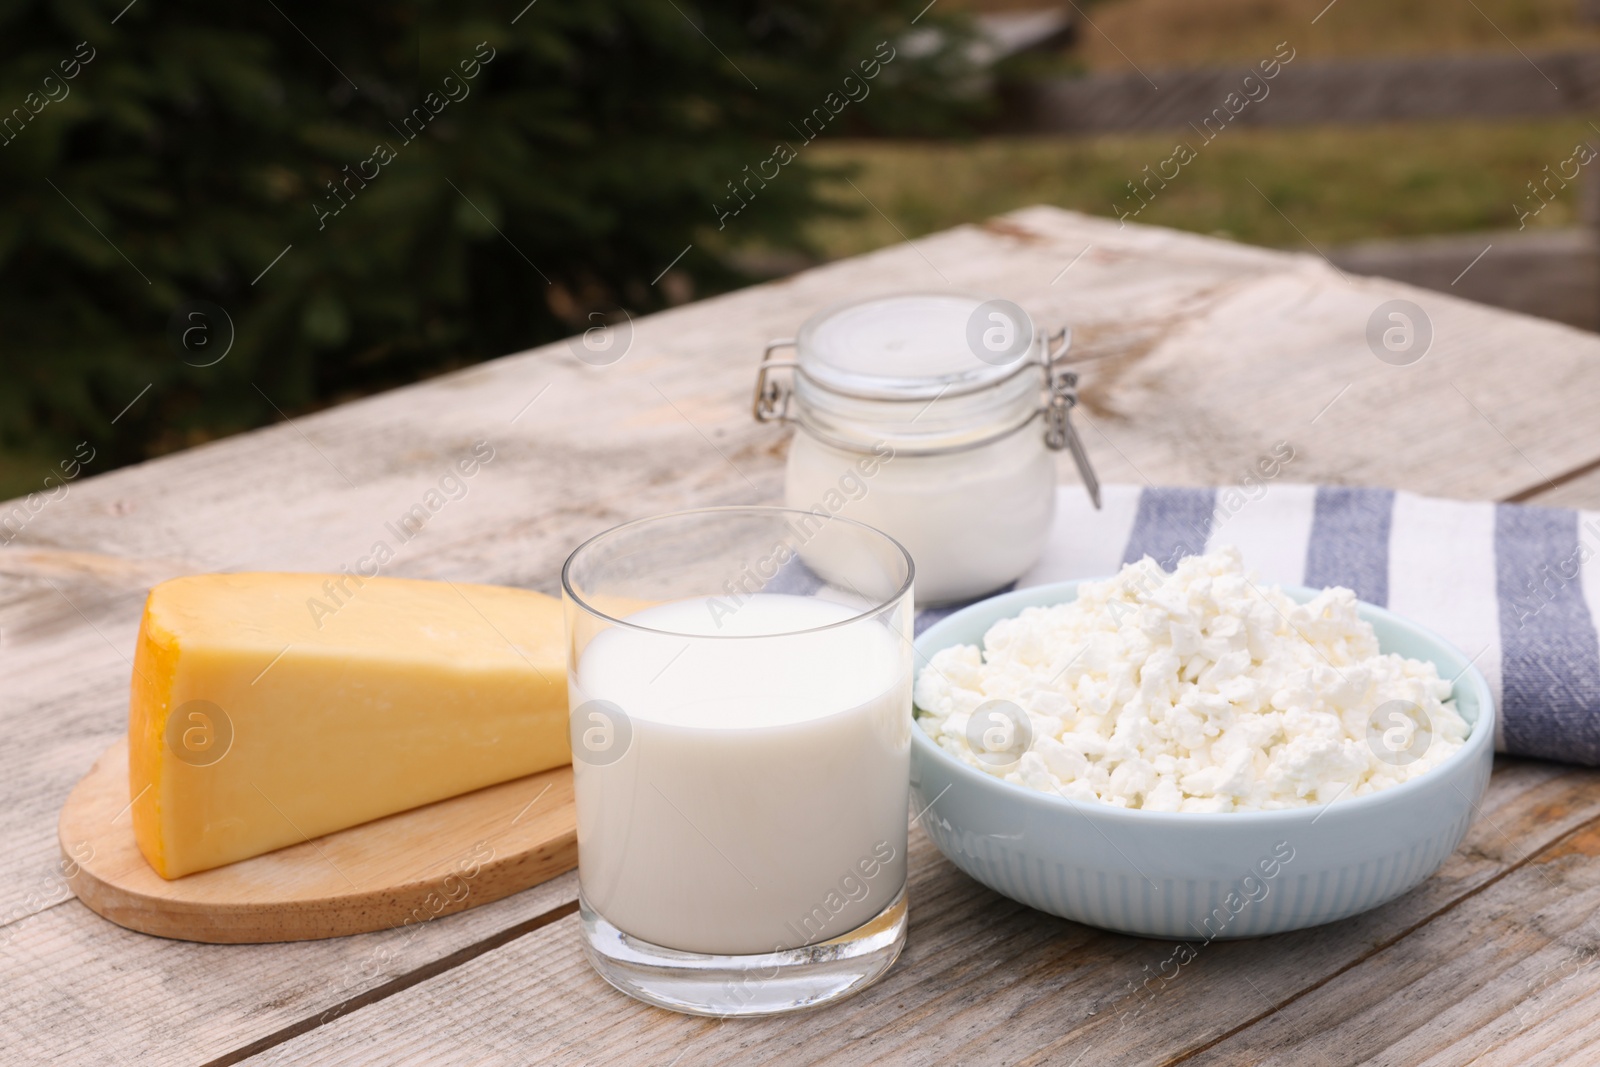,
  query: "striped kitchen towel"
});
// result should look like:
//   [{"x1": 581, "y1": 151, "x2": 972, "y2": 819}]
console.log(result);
[{"x1": 915, "y1": 484, "x2": 1600, "y2": 766}]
